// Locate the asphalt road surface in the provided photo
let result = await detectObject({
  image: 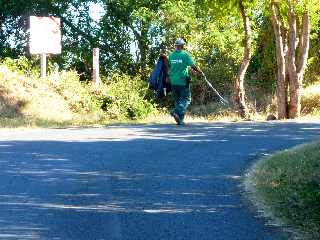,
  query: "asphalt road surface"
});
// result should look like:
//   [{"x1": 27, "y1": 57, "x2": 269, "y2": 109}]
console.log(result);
[{"x1": 0, "y1": 122, "x2": 319, "y2": 240}]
